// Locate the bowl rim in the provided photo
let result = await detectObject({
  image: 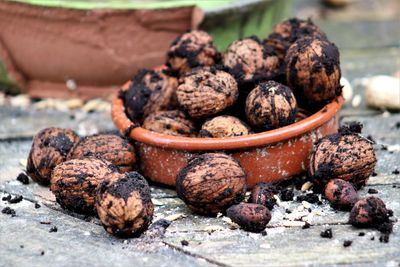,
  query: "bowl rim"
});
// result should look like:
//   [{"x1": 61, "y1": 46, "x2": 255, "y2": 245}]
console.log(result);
[{"x1": 112, "y1": 81, "x2": 343, "y2": 151}]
